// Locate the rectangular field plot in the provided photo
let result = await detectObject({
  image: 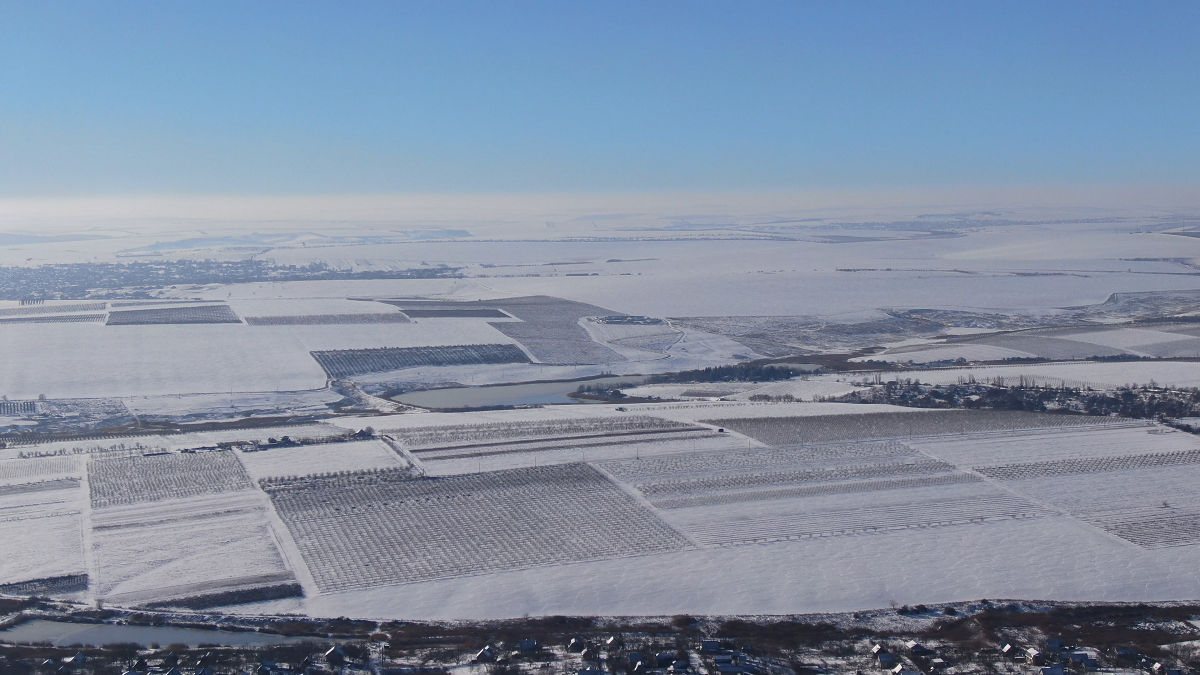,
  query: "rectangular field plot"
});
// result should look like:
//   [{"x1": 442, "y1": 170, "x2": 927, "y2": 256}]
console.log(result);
[
  {"x1": 109, "y1": 300, "x2": 210, "y2": 307},
  {"x1": 908, "y1": 423, "x2": 1181, "y2": 468},
  {"x1": 244, "y1": 313, "x2": 411, "y2": 325},
  {"x1": 985, "y1": 463, "x2": 1200, "y2": 548},
  {"x1": 0, "y1": 302, "x2": 105, "y2": 317},
  {"x1": 492, "y1": 320, "x2": 623, "y2": 365},
  {"x1": 1052, "y1": 327, "x2": 1198, "y2": 350},
  {"x1": 0, "y1": 512, "x2": 85, "y2": 589},
  {"x1": 650, "y1": 472, "x2": 984, "y2": 511},
  {"x1": 92, "y1": 493, "x2": 296, "y2": 605},
  {"x1": 389, "y1": 415, "x2": 695, "y2": 450},
  {"x1": 88, "y1": 450, "x2": 253, "y2": 508},
  {"x1": 1100, "y1": 509, "x2": 1200, "y2": 548},
  {"x1": 976, "y1": 448, "x2": 1200, "y2": 481},
  {"x1": 0, "y1": 477, "x2": 85, "y2": 589},
  {"x1": 0, "y1": 477, "x2": 80, "y2": 499},
  {"x1": 0, "y1": 323, "x2": 328, "y2": 399},
  {"x1": 263, "y1": 464, "x2": 692, "y2": 592},
  {"x1": 311, "y1": 343, "x2": 529, "y2": 378},
  {"x1": 638, "y1": 458, "x2": 959, "y2": 503},
  {"x1": 671, "y1": 489, "x2": 1052, "y2": 546},
  {"x1": 237, "y1": 440, "x2": 407, "y2": 480},
  {"x1": 0, "y1": 314, "x2": 106, "y2": 324},
  {"x1": 0, "y1": 477, "x2": 83, "y2": 521},
  {"x1": 0, "y1": 456, "x2": 82, "y2": 486},
  {"x1": 386, "y1": 295, "x2": 625, "y2": 365},
  {"x1": 106, "y1": 304, "x2": 242, "y2": 325},
  {"x1": 706, "y1": 410, "x2": 1121, "y2": 447},
  {"x1": 422, "y1": 432, "x2": 745, "y2": 477},
  {"x1": 969, "y1": 335, "x2": 1130, "y2": 359},
  {"x1": 597, "y1": 439, "x2": 985, "y2": 511},
  {"x1": 598, "y1": 439, "x2": 919, "y2": 485},
  {"x1": 399, "y1": 308, "x2": 510, "y2": 318}
]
